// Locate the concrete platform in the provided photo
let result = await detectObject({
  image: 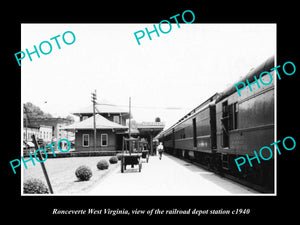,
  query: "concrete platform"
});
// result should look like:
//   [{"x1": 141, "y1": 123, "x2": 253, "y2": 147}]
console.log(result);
[{"x1": 88, "y1": 153, "x2": 258, "y2": 195}]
